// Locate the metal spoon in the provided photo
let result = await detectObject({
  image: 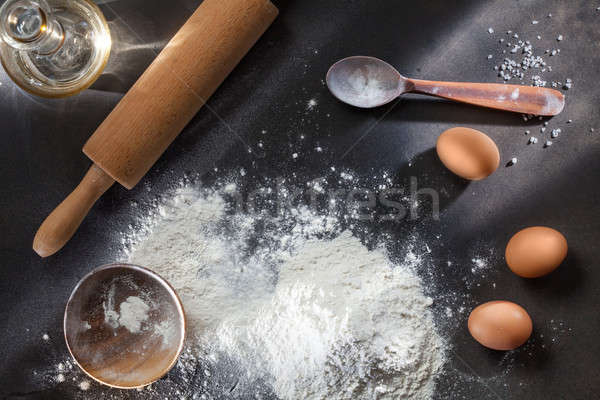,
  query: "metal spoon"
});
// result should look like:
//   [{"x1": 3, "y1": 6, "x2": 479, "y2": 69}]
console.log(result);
[
  {"x1": 326, "y1": 56, "x2": 564, "y2": 115},
  {"x1": 64, "y1": 263, "x2": 186, "y2": 389}
]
